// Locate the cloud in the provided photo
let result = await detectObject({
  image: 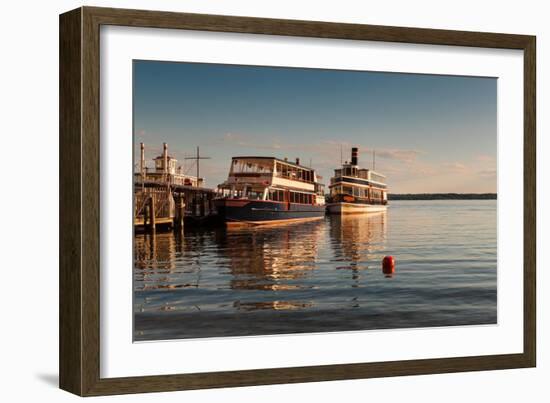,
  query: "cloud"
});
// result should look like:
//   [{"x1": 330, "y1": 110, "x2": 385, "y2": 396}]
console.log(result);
[
  {"x1": 475, "y1": 154, "x2": 495, "y2": 163},
  {"x1": 307, "y1": 141, "x2": 422, "y2": 163},
  {"x1": 220, "y1": 134, "x2": 422, "y2": 163},
  {"x1": 221, "y1": 132, "x2": 284, "y2": 150},
  {"x1": 374, "y1": 149, "x2": 421, "y2": 163},
  {"x1": 477, "y1": 168, "x2": 497, "y2": 178},
  {"x1": 216, "y1": 133, "x2": 435, "y2": 190},
  {"x1": 442, "y1": 162, "x2": 468, "y2": 172}
]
